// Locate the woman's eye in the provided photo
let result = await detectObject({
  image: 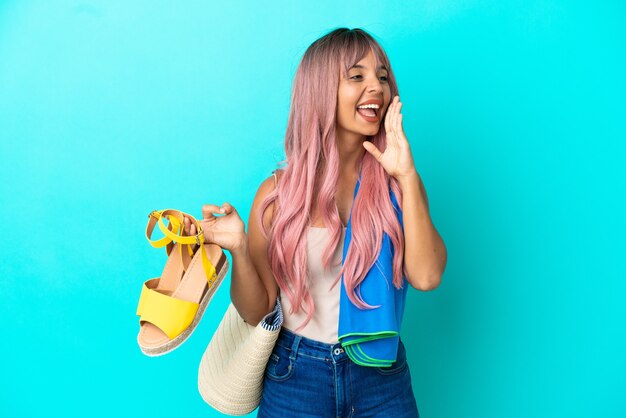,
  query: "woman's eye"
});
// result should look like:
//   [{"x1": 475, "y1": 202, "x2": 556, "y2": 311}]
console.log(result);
[{"x1": 350, "y1": 75, "x2": 388, "y2": 82}]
